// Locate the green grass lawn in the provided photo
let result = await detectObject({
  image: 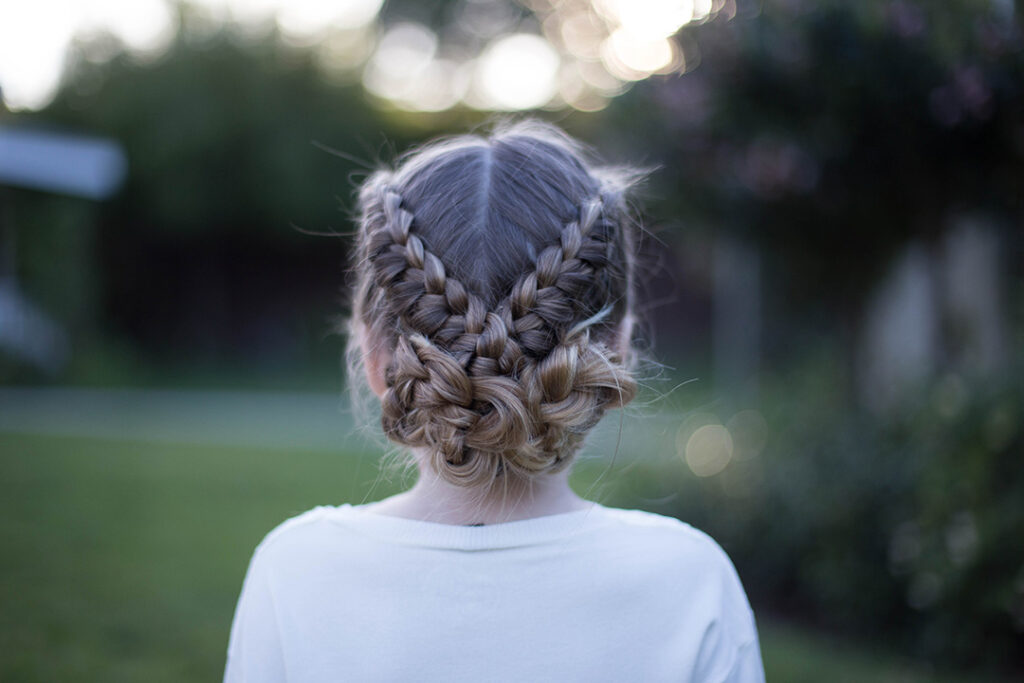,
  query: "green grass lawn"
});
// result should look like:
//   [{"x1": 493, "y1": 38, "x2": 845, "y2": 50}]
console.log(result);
[{"x1": 0, "y1": 432, "x2": 1007, "y2": 682}]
